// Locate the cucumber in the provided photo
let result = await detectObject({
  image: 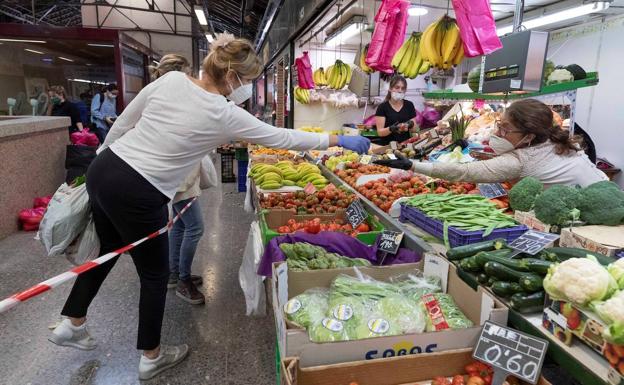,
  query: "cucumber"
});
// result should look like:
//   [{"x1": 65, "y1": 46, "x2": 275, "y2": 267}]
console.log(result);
[
  {"x1": 476, "y1": 273, "x2": 489, "y2": 284},
  {"x1": 446, "y1": 238, "x2": 507, "y2": 260},
  {"x1": 475, "y1": 251, "x2": 529, "y2": 271},
  {"x1": 510, "y1": 291, "x2": 546, "y2": 313},
  {"x1": 518, "y1": 273, "x2": 544, "y2": 292},
  {"x1": 459, "y1": 255, "x2": 482, "y2": 272},
  {"x1": 491, "y1": 281, "x2": 524, "y2": 297},
  {"x1": 546, "y1": 247, "x2": 615, "y2": 266}
]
